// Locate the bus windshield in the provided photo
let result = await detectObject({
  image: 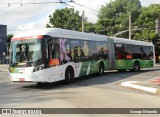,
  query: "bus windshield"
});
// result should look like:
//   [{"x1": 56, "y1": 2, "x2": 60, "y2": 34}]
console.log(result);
[{"x1": 10, "y1": 38, "x2": 42, "y2": 67}]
